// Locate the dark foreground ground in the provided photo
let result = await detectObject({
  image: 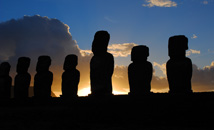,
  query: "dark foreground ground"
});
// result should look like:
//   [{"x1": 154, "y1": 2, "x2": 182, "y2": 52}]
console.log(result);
[{"x1": 1, "y1": 92, "x2": 214, "y2": 130}]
